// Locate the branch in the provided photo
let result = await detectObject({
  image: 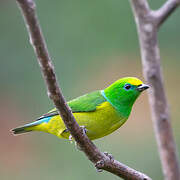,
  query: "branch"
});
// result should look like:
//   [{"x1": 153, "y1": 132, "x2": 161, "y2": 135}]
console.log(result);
[
  {"x1": 129, "y1": 0, "x2": 180, "y2": 180},
  {"x1": 15, "y1": 0, "x2": 151, "y2": 179},
  {"x1": 152, "y1": 0, "x2": 180, "y2": 28}
]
